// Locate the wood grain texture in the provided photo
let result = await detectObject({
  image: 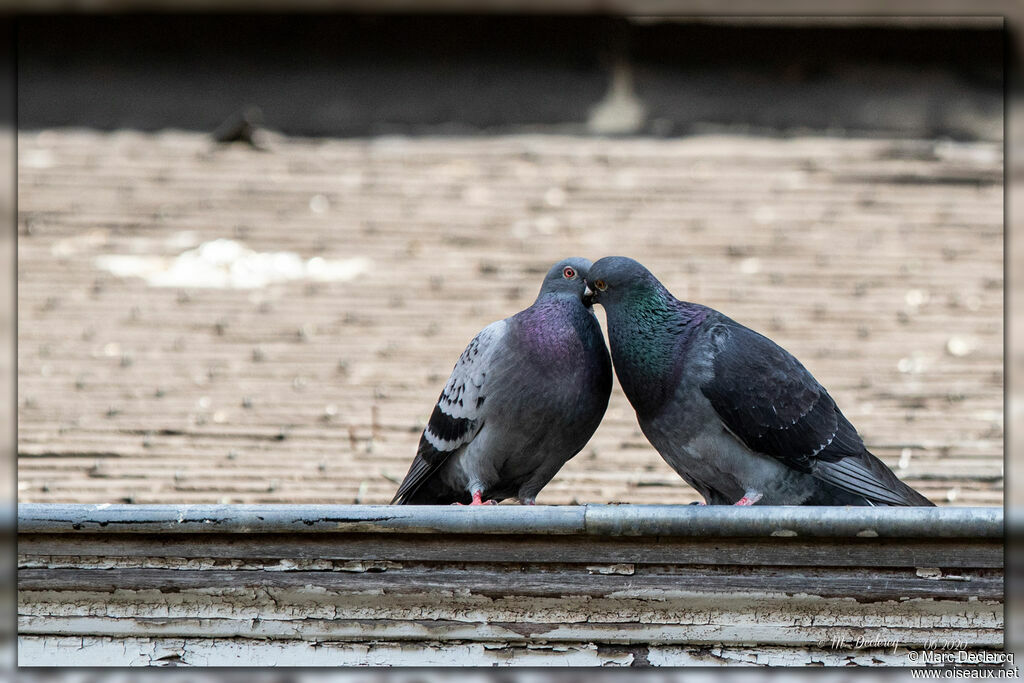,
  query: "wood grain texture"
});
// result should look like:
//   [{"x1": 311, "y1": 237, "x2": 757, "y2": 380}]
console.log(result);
[
  {"x1": 16, "y1": 616, "x2": 1004, "y2": 648},
  {"x1": 16, "y1": 532, "x2": 1006, "y2": 568},
  {"x1": 16, "y1": 564, "x2": 1004, "y2": 600}
]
